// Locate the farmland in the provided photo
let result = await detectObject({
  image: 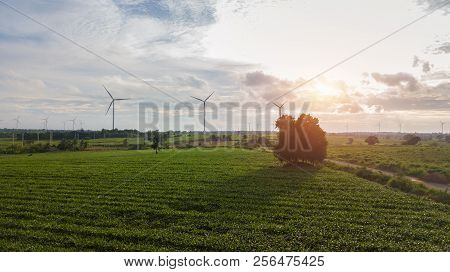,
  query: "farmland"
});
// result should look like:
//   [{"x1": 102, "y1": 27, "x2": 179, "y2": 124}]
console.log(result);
[
  {"x1": 327, "y1": 135, "x2": 450, "y2": 184},
  {"x1": 0, "y1": 148, "x2": 449, "y2": 251}
]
